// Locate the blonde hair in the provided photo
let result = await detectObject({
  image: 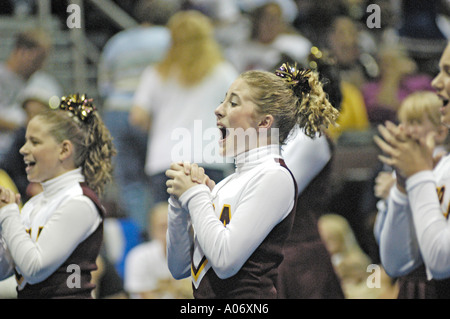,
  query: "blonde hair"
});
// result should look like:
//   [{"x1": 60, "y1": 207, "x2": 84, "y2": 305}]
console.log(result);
[
  {"x1": 397, "y1": 91, "x2": 442, "y2": 127},
  {"x1": 156, "y1": 10, "x2": 224, "y2": 86},
  {"x1": 239, "y1": 68, "x2": 339, "y2": 143},
  {"x1": 36, "y1": 108, "x2": 116, "y2": 196}
]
